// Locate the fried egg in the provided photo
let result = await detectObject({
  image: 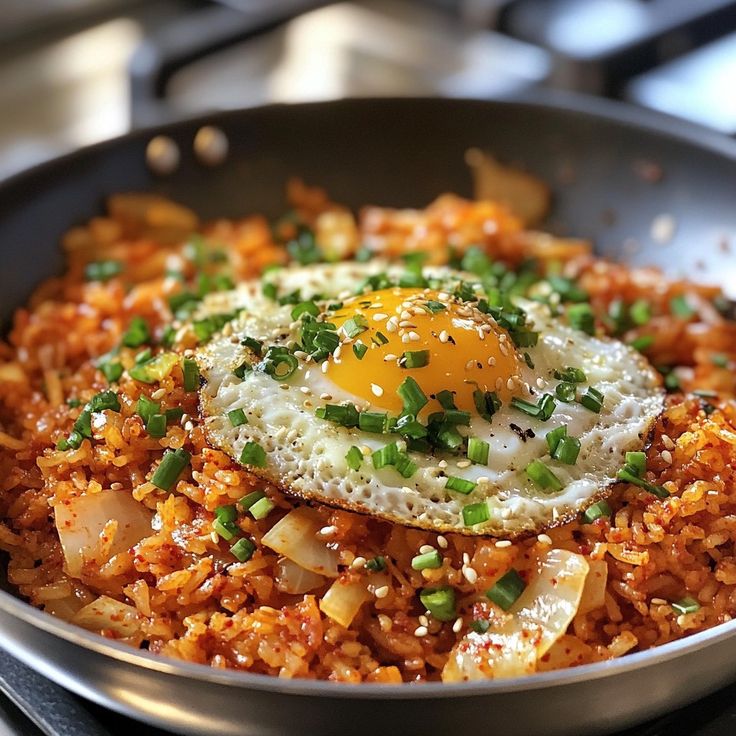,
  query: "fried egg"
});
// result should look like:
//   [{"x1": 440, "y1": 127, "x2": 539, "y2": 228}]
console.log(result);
[{"x1": 196, "y1": 262, "x2": 663, "y2": 536}]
